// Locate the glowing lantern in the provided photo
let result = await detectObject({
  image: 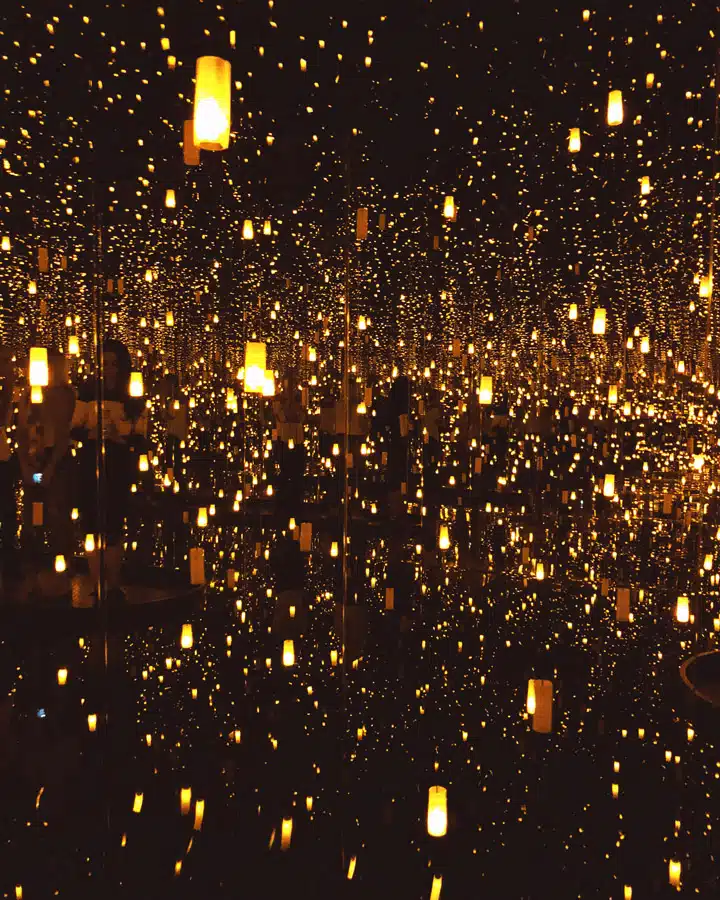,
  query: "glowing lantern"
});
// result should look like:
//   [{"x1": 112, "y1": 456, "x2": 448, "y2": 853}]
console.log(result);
[
  {"x1": 703, "y1": 553, "x2": 713, "y2": 571},
  {"x1": 193, "y1": 56, "x2": 232, "y2": 151},
  {"x1": 535, "y1": 561, "x2": 545, "y2": 581},
  {"x1": 68, "y1": 335, "x2": 80, "y2": 356},
  {"x1": 138, "y1": 454, "x2": 149, "y2": 473},
  {"x1": 197, "y1": 507, "x2": 208, "y2": 527},
  {"x1": 180, "y1": 787, "x2": 192, "y2": 815},
  {"x1": 87, "y1": 713, "x2": 97, "y2": 732},
  {"x1": 443, "y1": 196, "x2": 456, "y2": 220},
  {"x1": 479, "y1": 375, "x2": 493, "y2": 406},
  {"x1": 640, "y1": 176, "x2": 651, "y2": 196},
  {"x1": 608, "y1": 384, "x2": 618, "y2": 405},
  {"x1": 283, "y1": 639, "x2": 295, "y2": 667},
  {"x1": 699, "y1": 275, "x2": 712, "y2": 298},
  {"x1": 165, "y1": 310, "x2": 174, "y2": 327},
  {"x1": 29, "y1": 347, "x2": 49, "y2": 387},
  {"x1": 244, "y1": 342, "x2": 266, "y2": 393},
  {"x1": 592, "y1": 308, "x2": 606, "y2": 335},
  {"x1": 57, "y1": 668, "x2": 68, "y2": 686},
  {"x1": 568, "y1": 303, "x2": 578, "y2": 320},
  {"x1": 263, "y1": 219, "x2": 272, "y2": 235},
  {"x1": 668, "y1": 859, "x2": 681, "y2": 889},
  {"x1": 438, "y1": 525, "x2": 450, "y2": 550},
  {"x1": 693, "y1": 454, "x2": 705, "y2": 471},
  {"x1": 85, "y1": 533, "x2": 96, "y2": 553},
  {"x1": 677, "y1": 360, "x2": 685, "y2": 374},
  {"x1": 54, "y1": 555, "x2": 66, "y2": 573},
  {"x1": 180, "y1": 623, "x2": 193, "y2": 649},
  {"x1": 568, "y1": 127, "x2": 581, "y2": 153},
  {"x1": 281, "y1": 818, "x2": 293, "y2": 851},
  {"x1": 165, "y1": 189, "x2": 176, "y2": 208},
  {"x1": 28, "y1": 280, "x2": 37, "y2": 295},
  {"x1": 607, "y1": 89, "x2": 624, "y2": 126},
  {"x1": 129, "y1": 372, "x2": 144, "y2": 397},
  {"x1": 242, "y1": 219, "x2": 254, "y2": 240},
  {"x1": 676, "y1": 596, "x2": 689, "y2": 623},
  {"x1": 427, "y1": 786, "x2": 448, "y2": 837},
  {"x1": 1, "y1": 236, "x2": 10, "y2": 251},
  {"x1": 603, "y1": 474, "x2": 615, "y2": 497},
  {"x1": 640, "y1": 336, "x2": 650, "y2": 354},
  {"x1": 646, "y1": 72, "x2": 655, "y2": 88},
  {"x1": 330, "y1": 541, "x2": 339, "y2": 558},
  {"x1": 30, "y1": 386, "x2": 43, "y2": 405}
]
